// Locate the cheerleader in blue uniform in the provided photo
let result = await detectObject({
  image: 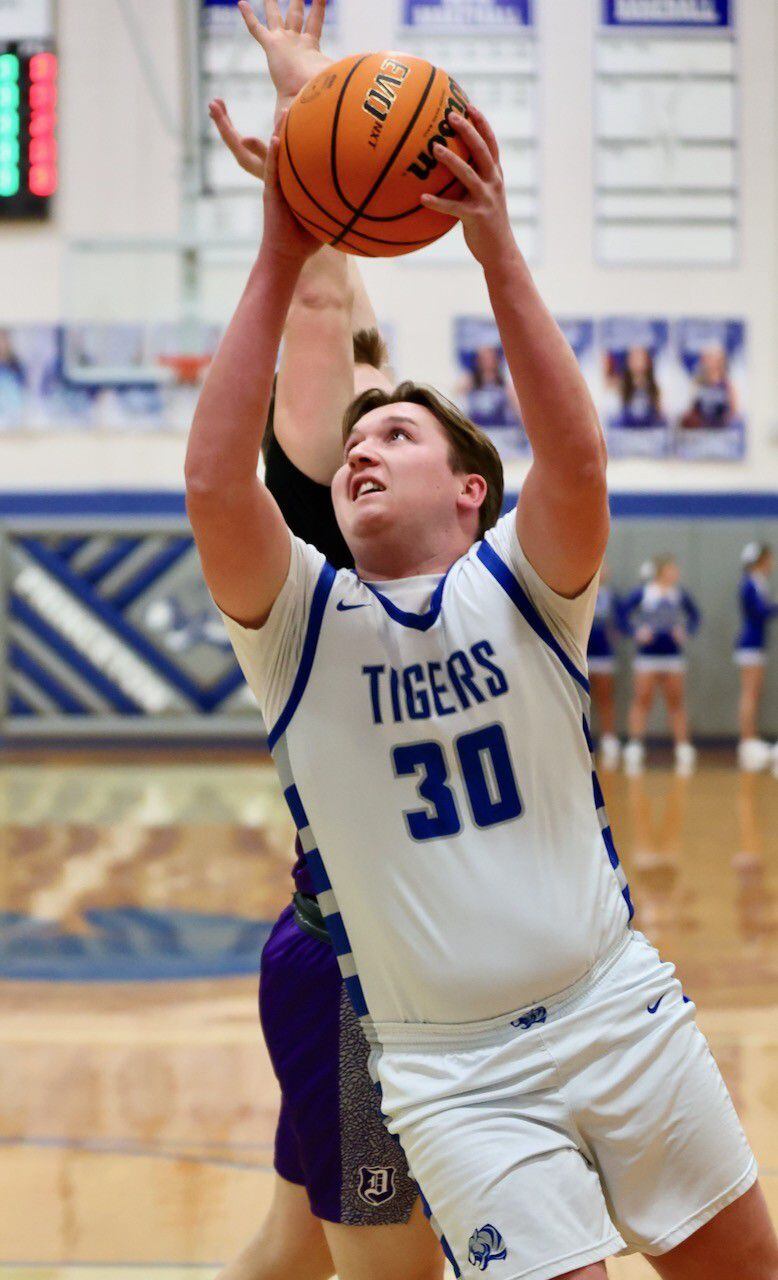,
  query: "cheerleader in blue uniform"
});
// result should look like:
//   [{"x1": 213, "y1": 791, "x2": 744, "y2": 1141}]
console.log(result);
[
  {"x1": 622, "y1": 557, "x2": 701, "y2": 776},
  {"x1": 587, "y1": 563, "x2": 621, "y2": 769},
  {"x1": 735, "y1": 542, "x2": 777, "y2": 771}
]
